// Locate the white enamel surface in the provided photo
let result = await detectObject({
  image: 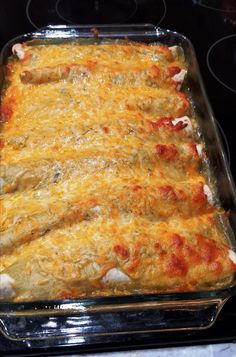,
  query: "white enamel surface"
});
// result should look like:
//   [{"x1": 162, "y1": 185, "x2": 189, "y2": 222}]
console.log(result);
[
  {"x1": 203, "y1": 184, "x2": 214, "y2": 205},
  {"x1": 196, "y1": 144, "x2": 203, "y2": 157},
  {"x1": 12, "y1": 44, "x2": 25, "y2": 60},
  {"x1": 229, "y1": 249, "x2": 236, "y2": 265},
  {"x1": 0, "y1": 274, "x2": 15, "y2": 300},
  {"x1": 102, "y1": 268, "x2": 131, "y2": 285},
  {"x1": 171, "y1": 116, "x2": 193, "y2": 133}
]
